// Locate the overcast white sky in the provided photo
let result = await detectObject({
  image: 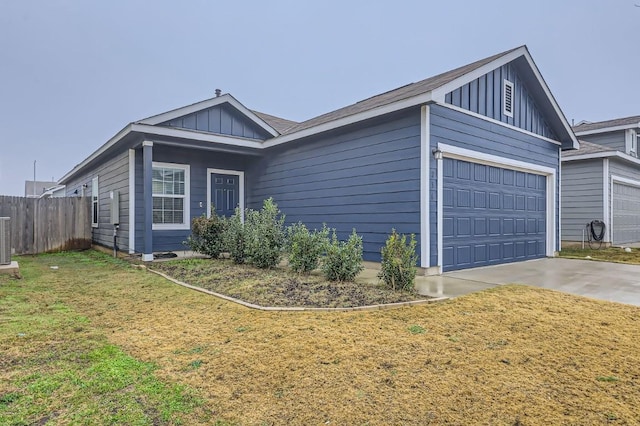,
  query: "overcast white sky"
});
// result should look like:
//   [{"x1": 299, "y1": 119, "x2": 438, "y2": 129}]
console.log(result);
[{"x1": 0, "y1": 0, "x2": 638, "y2": 195}]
